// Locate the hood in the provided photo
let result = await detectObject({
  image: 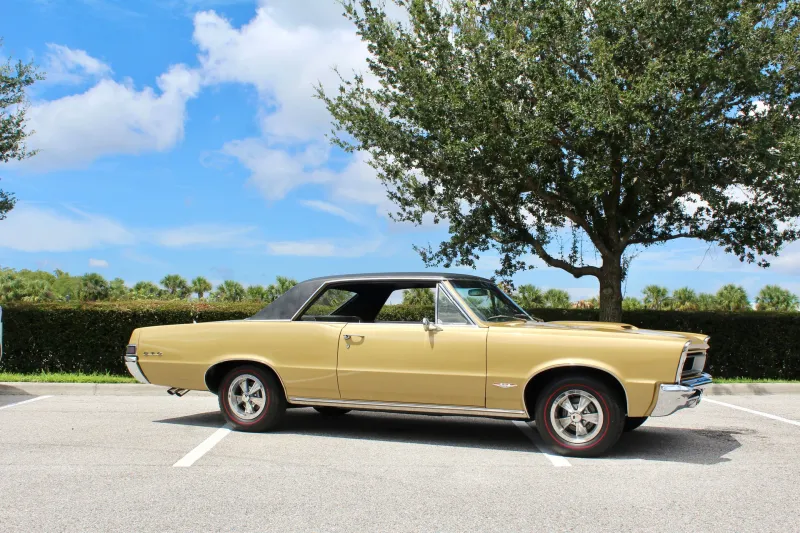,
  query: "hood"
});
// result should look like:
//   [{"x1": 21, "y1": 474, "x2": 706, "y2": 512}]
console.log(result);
[{"x1": 492, "y1": 320, "x2": 709, "y2": 349}]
